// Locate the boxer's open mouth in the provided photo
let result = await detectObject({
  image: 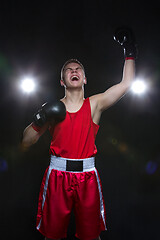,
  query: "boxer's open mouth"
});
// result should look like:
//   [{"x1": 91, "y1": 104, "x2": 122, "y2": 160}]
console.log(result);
[{"x1": 71, "y1": 76, "x2": 79, "y2": 81}]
